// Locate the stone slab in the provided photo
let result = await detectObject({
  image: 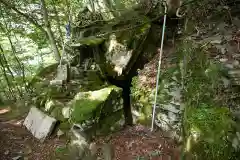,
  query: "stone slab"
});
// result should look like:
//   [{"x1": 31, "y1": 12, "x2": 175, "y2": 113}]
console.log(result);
[{"x1": 23, "y1": 107, "x2": 57, "y2": 141}]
